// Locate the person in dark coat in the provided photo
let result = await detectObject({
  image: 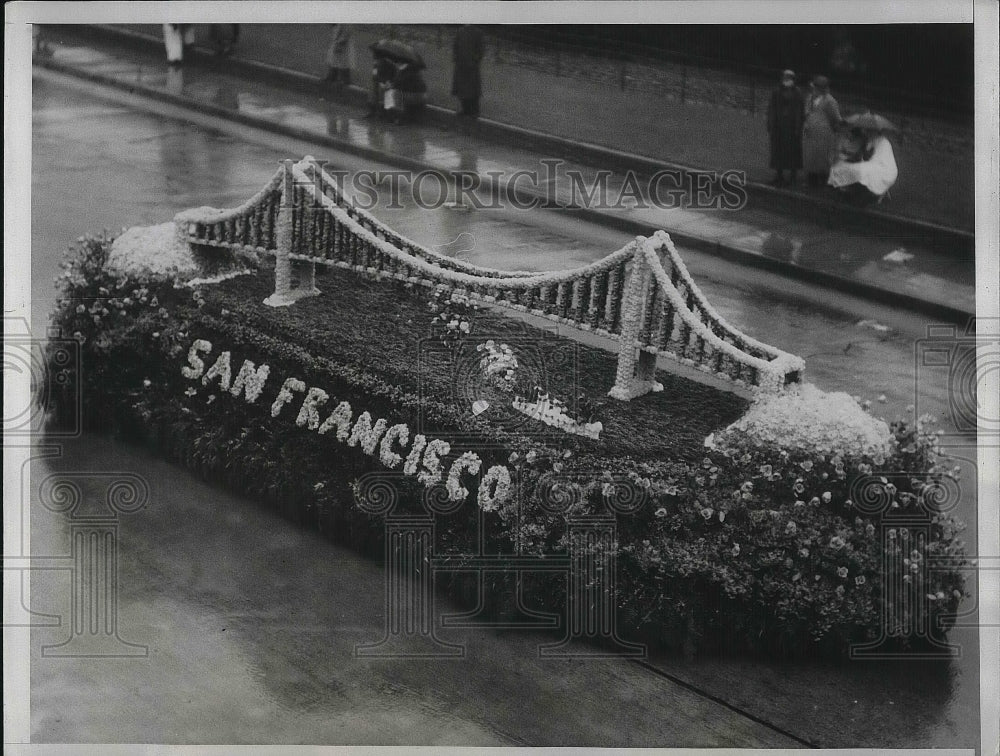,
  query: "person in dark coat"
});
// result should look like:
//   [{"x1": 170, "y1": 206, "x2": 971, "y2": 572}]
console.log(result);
[
  {"x1": 367, "y1": 52, "x2": 397, "y2": 117},
  {"x1": 451, "y1": 25, "x2": 485, "y2": 118},
  {"x1": 209, "y1": 24, "x2": 240, "y2": 57},
  {"x1": 323, "y1": 24, "x2": 352, "y2": 88},
  {"x1": 766, "y1": 69, "x2": 804, "y2": 186}
]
